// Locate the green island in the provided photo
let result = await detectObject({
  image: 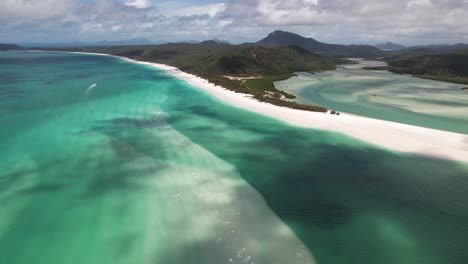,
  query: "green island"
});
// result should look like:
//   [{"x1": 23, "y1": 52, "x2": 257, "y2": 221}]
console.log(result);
[
  {"x1": 0, "y1": 44, "x2": 23, "y2": 51},
  {"x1": 42, "y1": 40, "x2": 352, "y2": 112},
  {"x1": 365, "y1": 51, "x2": 468, "y2": 85}
]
